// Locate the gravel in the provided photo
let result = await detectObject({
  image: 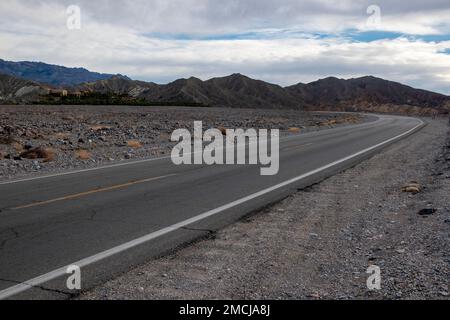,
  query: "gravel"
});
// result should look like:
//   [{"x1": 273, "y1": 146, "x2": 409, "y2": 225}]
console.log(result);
[
  {"x1": 0, "y1": 105, "x2": 363, "y2": 181},
  {"x1": 79, "y1": 117, "x2": 450, "y2": 300}
]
